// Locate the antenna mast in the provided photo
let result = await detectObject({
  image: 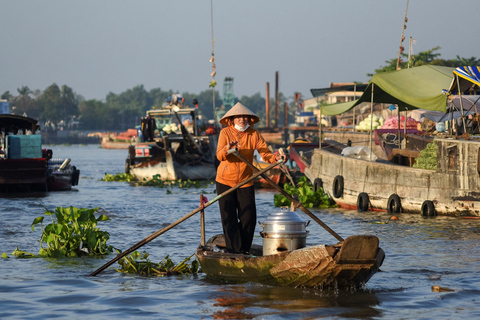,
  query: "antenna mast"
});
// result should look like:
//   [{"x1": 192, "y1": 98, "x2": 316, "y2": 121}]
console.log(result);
[
  {"x1": 209, "y1": 0, "x2": 217, "y2": 124},
  {"x1": 396, "y1": 0, "x2": 409, "y2": 70}
]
